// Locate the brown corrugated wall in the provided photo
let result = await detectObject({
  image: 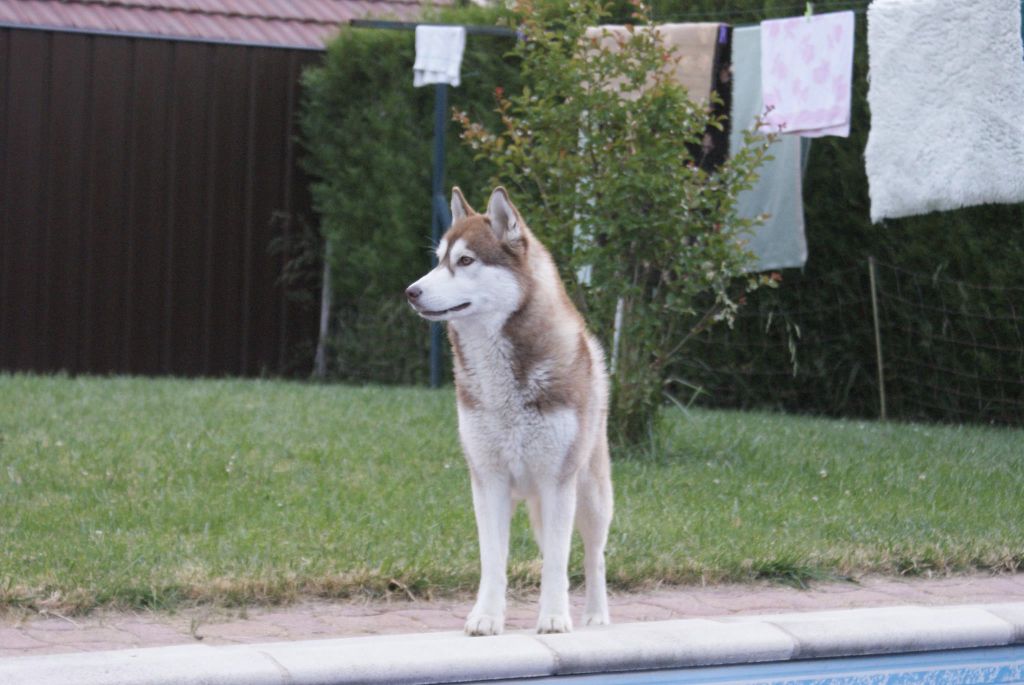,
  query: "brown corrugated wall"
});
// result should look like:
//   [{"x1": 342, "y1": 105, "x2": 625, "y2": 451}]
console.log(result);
[{"x1": 0, "y1": 27, "x2": 322, "y2": 377}]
